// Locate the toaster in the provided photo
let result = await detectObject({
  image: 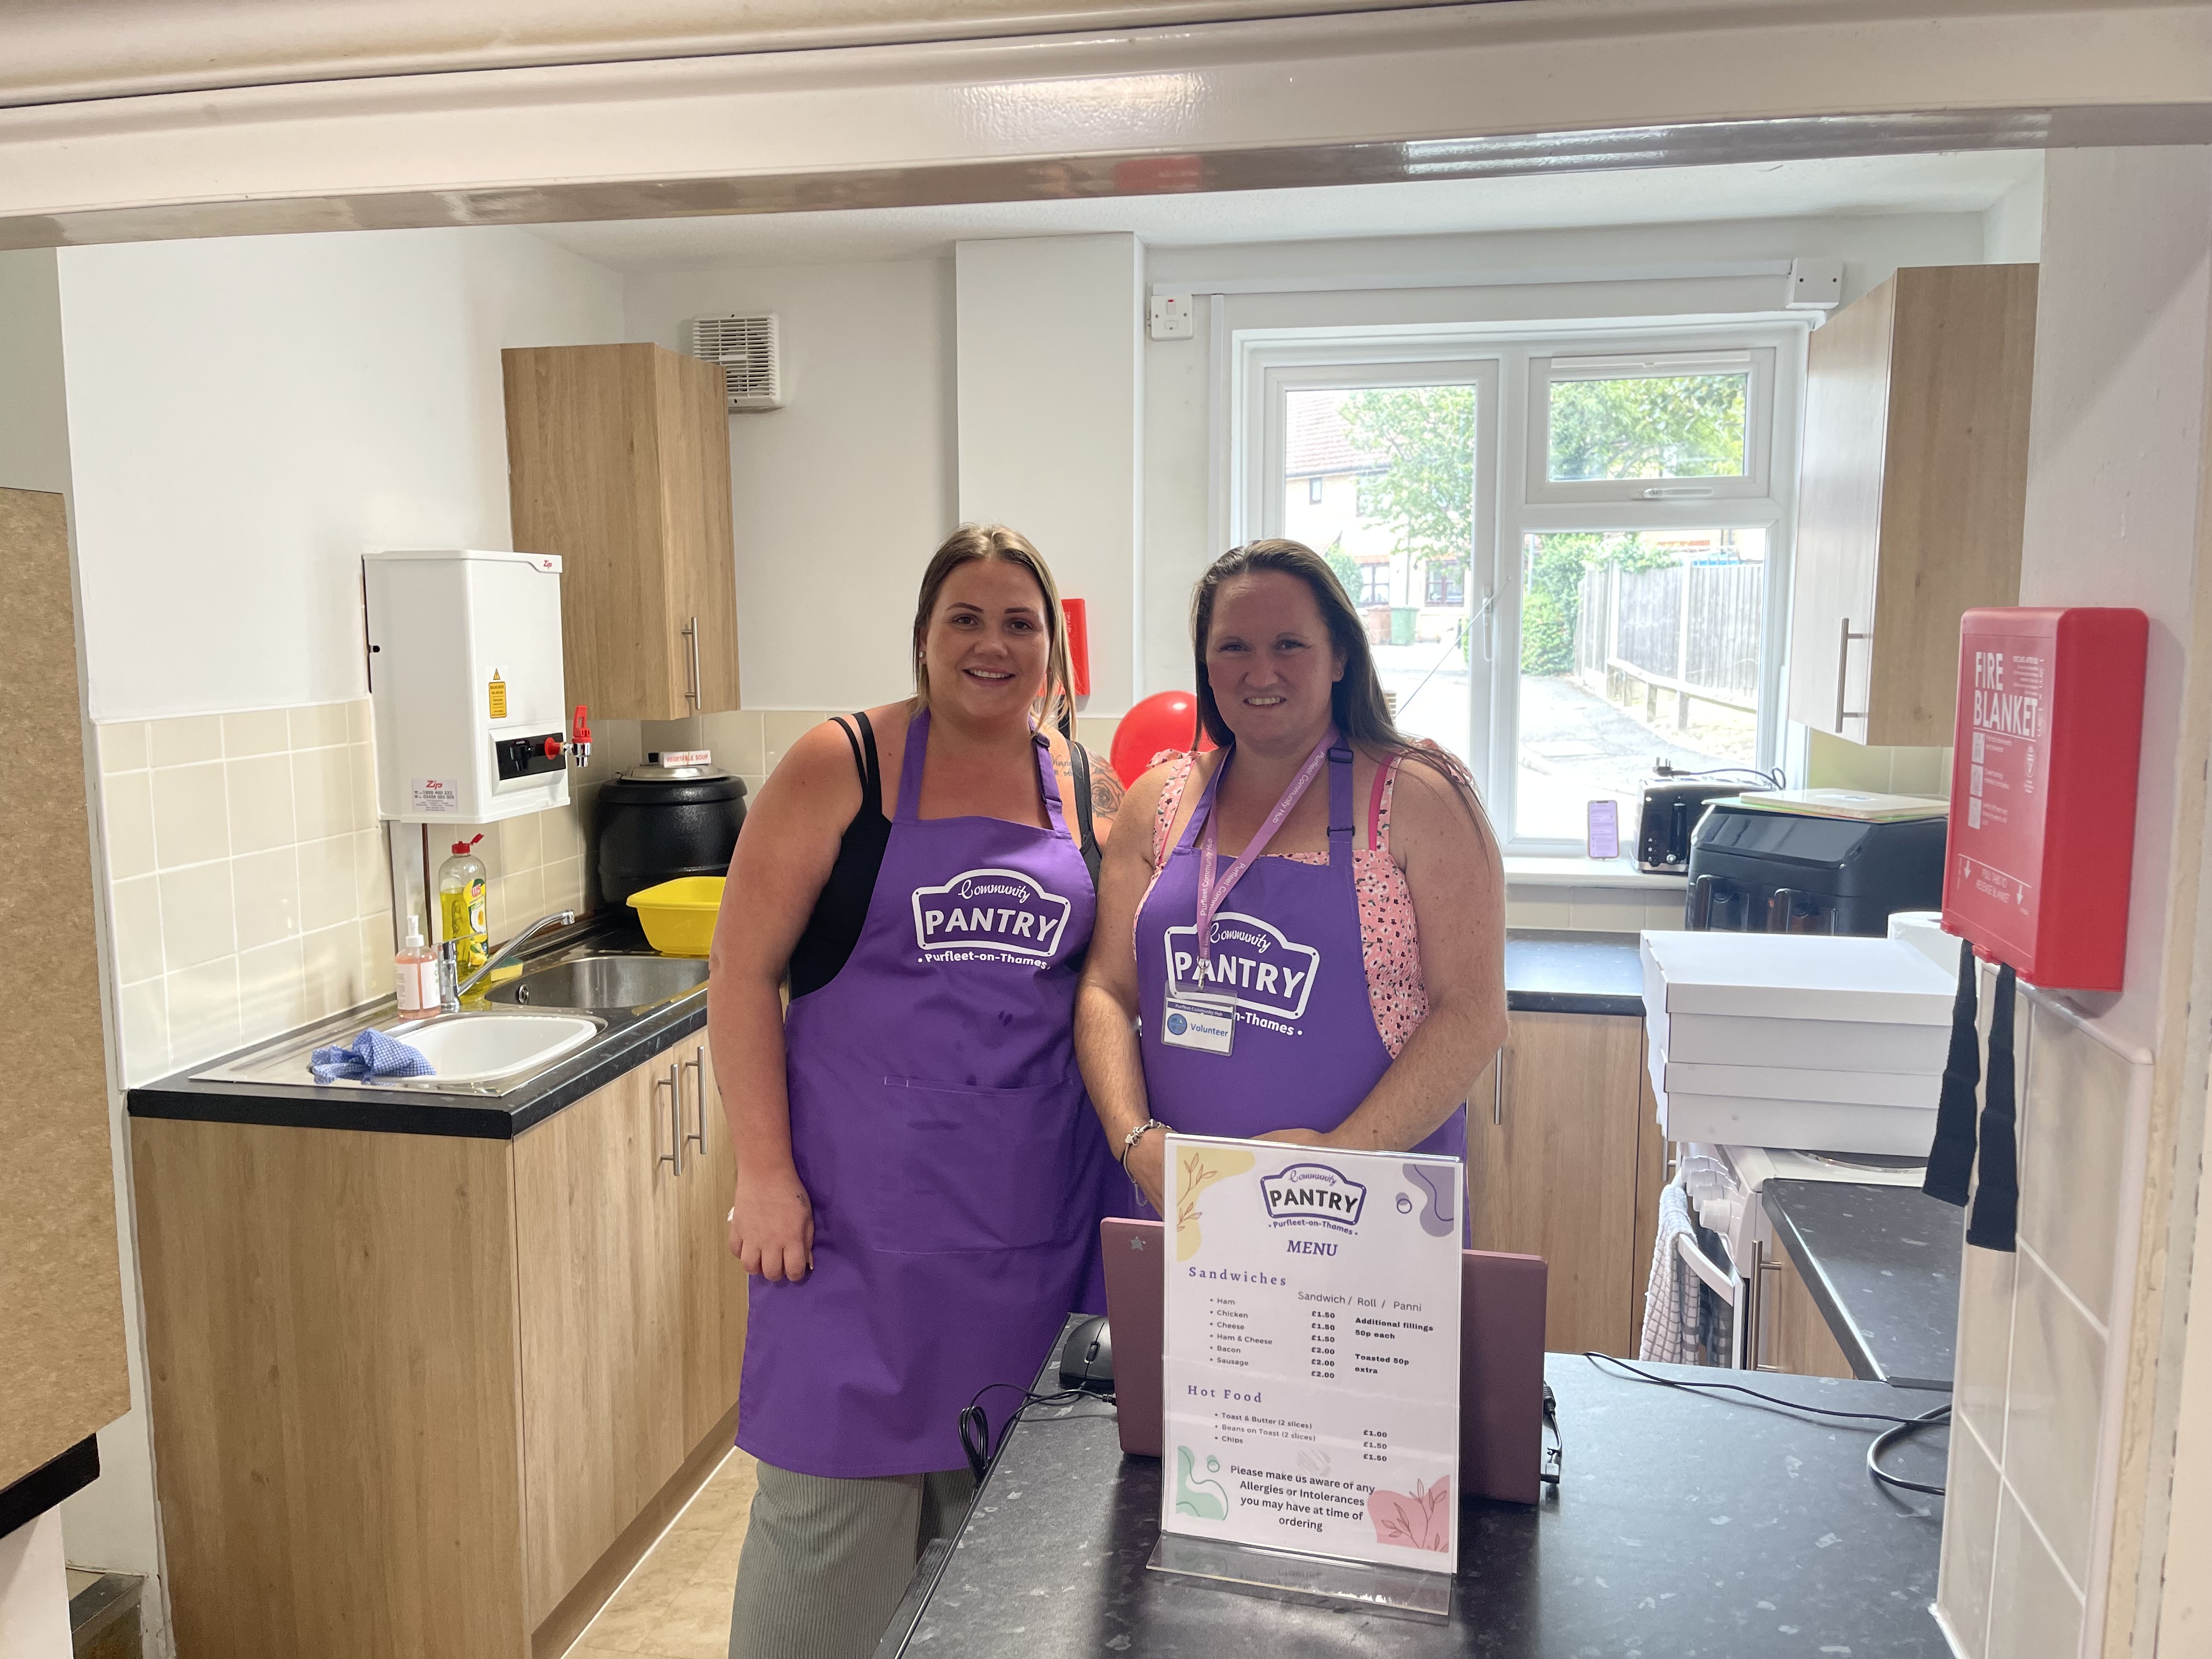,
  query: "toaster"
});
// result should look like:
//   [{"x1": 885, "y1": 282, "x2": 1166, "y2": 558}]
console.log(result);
[{"x1": 1638, "y1": 779, "x2": 1757, "y2": 874}]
